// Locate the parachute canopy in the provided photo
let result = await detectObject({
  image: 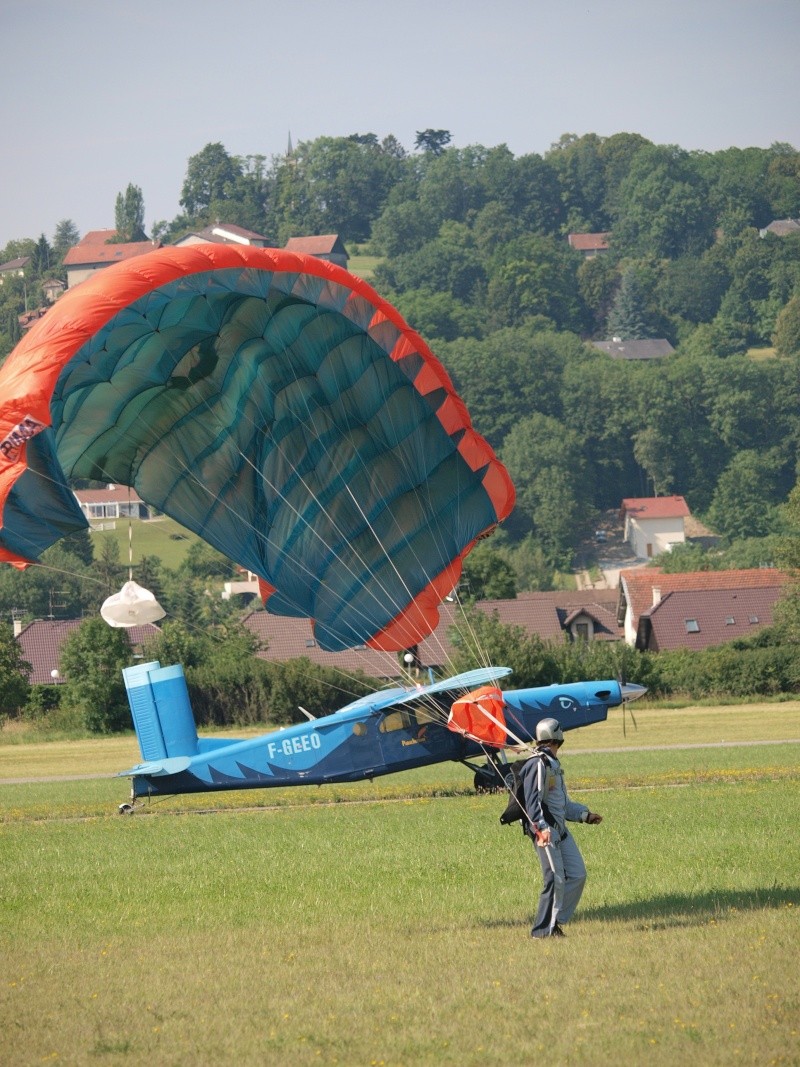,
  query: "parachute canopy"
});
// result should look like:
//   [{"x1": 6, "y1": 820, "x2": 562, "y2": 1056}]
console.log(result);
[{"x1": 0, "y1": 245, "x2": 514, "y2": 651}]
